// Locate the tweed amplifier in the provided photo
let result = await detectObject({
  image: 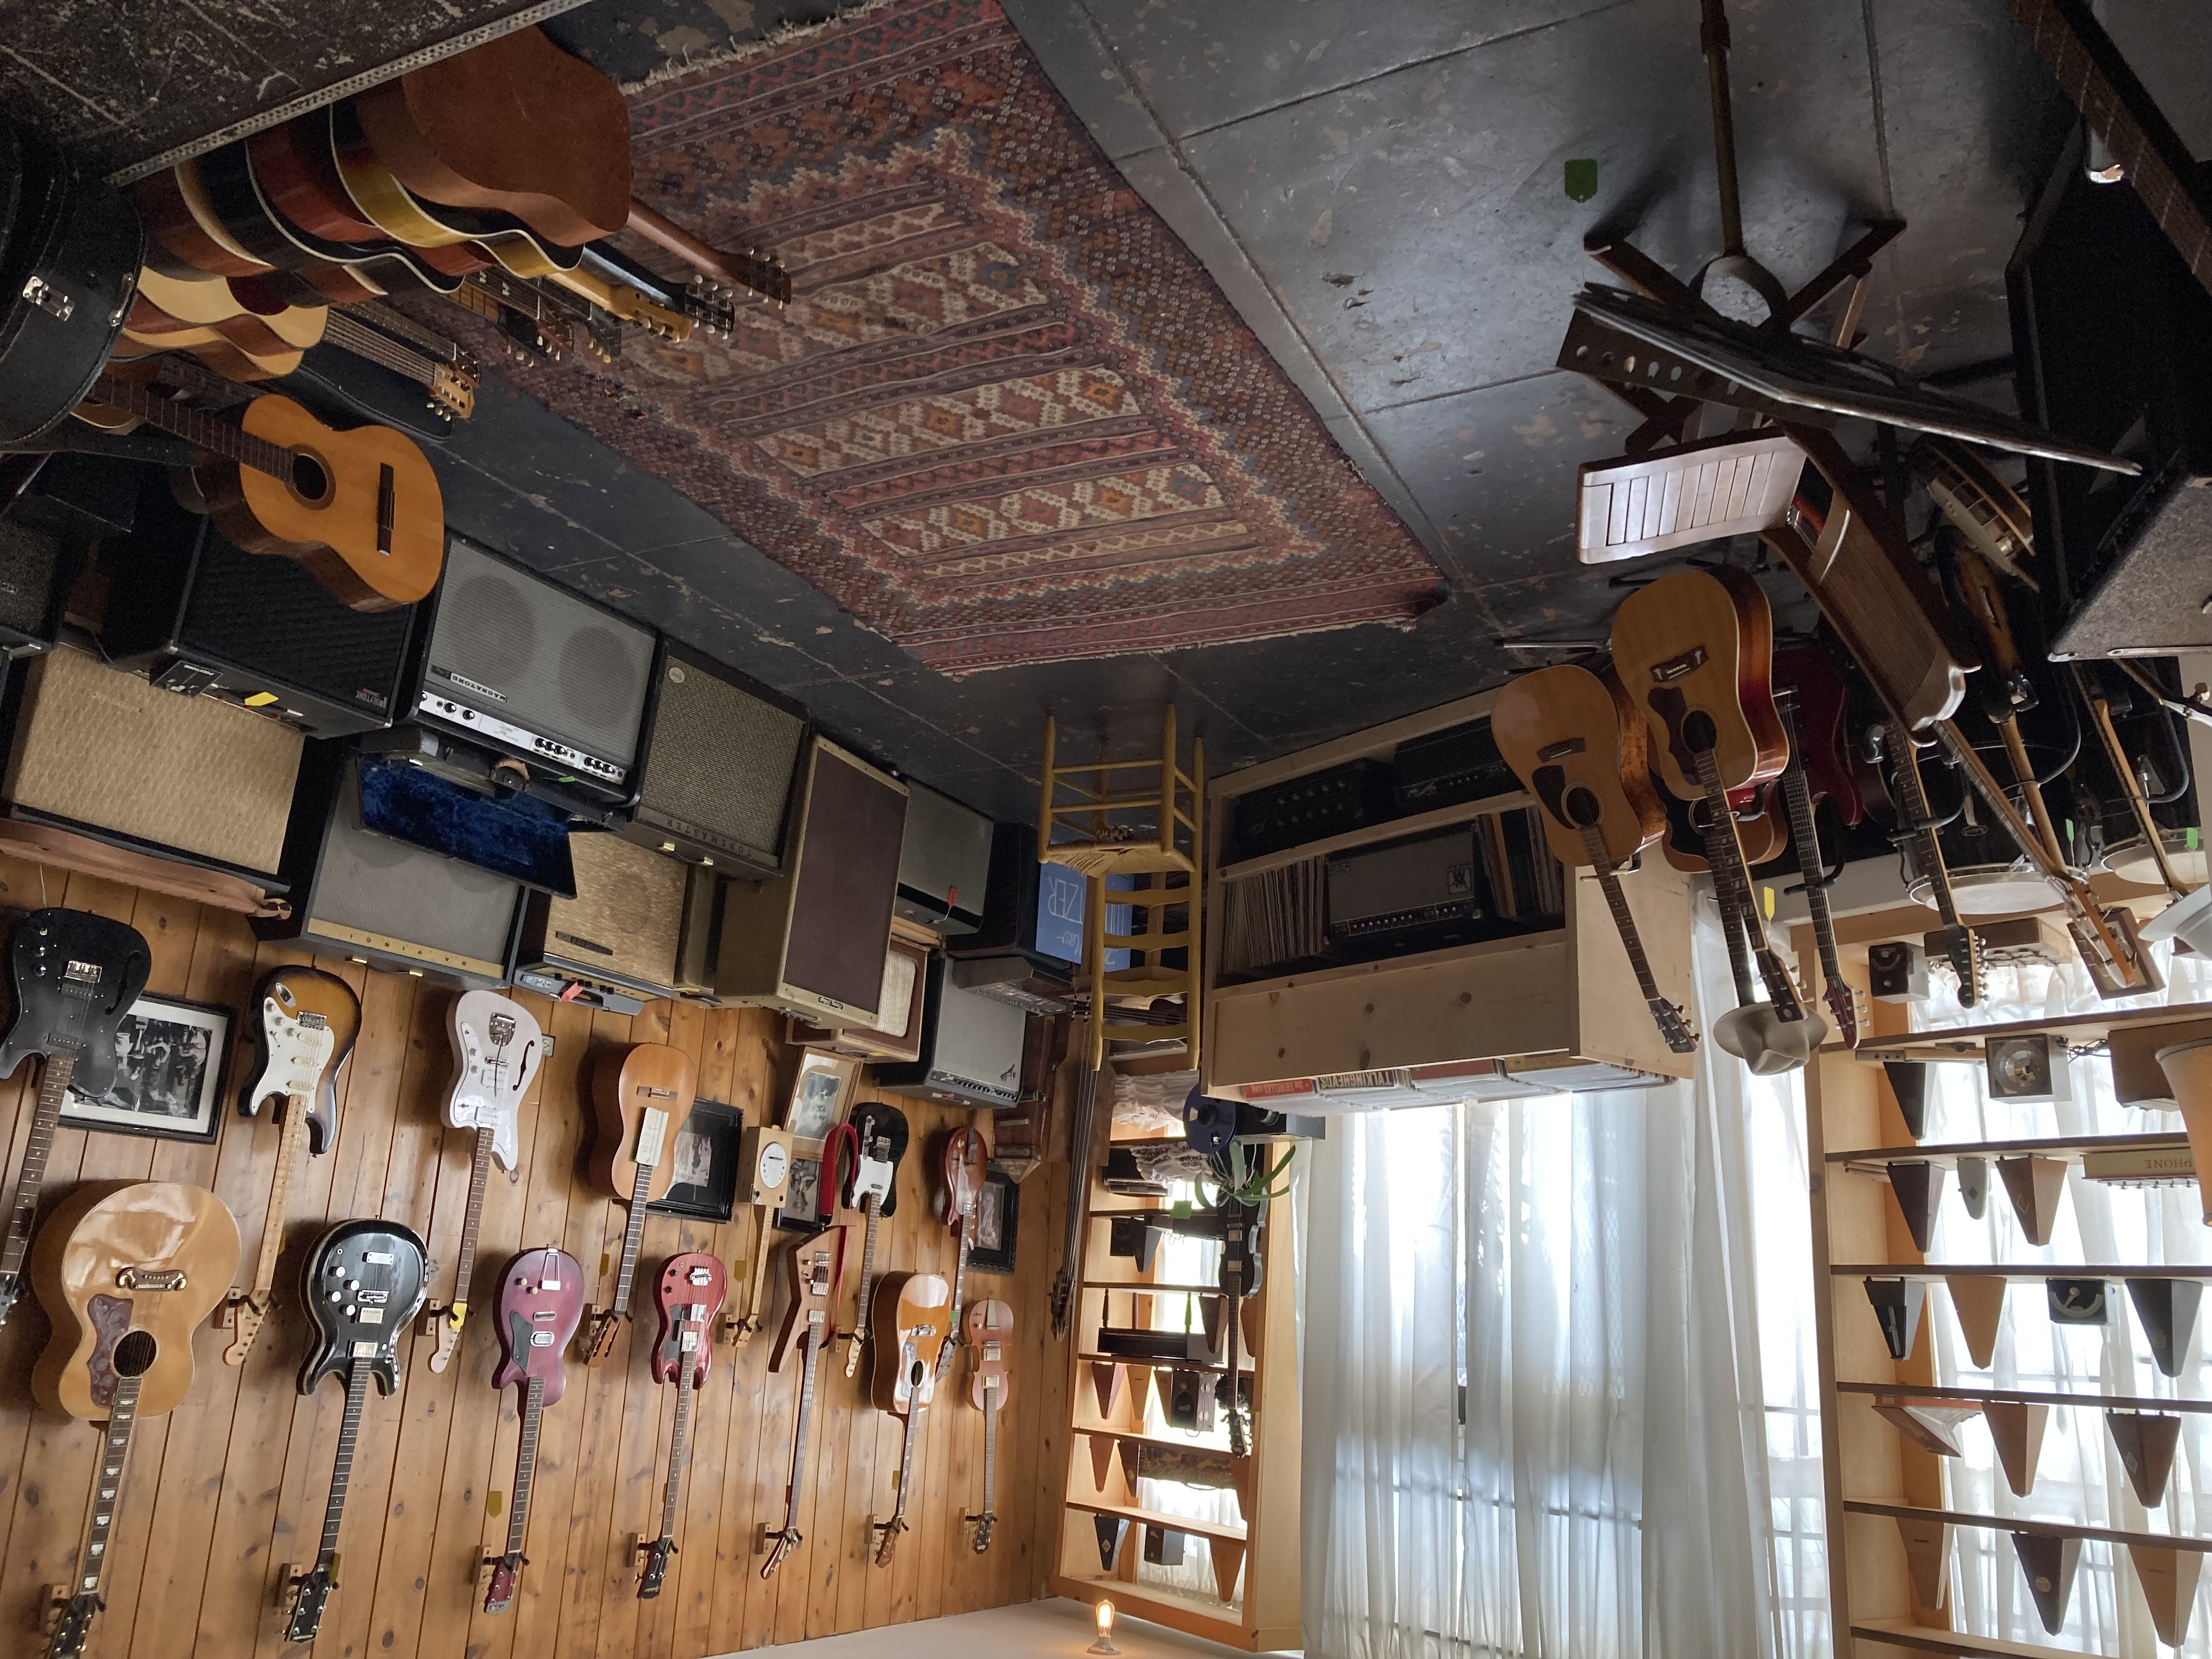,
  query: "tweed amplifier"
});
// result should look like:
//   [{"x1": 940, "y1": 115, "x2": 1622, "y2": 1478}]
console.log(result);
[
  {"x1": 513, "y1": 831, "x2": 687, "y2": 1005},
  {"x1": 0, "y1": 642, "x2": 301, "y2": 879},
  {"x1": 874, "y1": 952, "x2": 1030, "y2": 1110},
  {"x1": 256, "y1": 744, "x2": 522, "y2": 988},
  {"x1": 712, "y1": 736, "x2": 908, "y2": 1023},
  {"x1": 895, "y1": 782, "x2": 993, "y2": 936},
  {"x1": 1325, "y1": 826, "x2": 1485, "y2": 943},
  {"x1": 622, "y1": 641, "x2": 807, "y2": 876}
]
